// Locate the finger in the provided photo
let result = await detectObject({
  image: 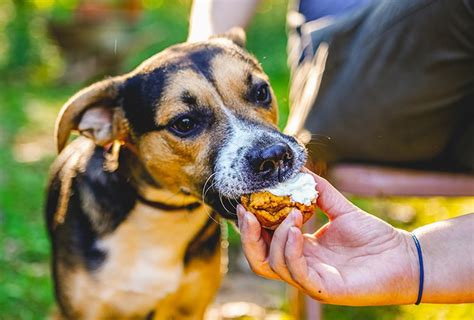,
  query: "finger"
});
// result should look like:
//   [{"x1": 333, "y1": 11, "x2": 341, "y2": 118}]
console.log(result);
[
  {"x1": 302, "y1": 168, "x2": 357, "y2": 220},
  {"x1": 268, "y1": 209, "x2": 303, "y2": 284},
  {"x1": 237, "y1": 205, "x2": 280, "y2": 280},
  {"x1": 285, "y1": 227, "x2": 322, "y2": 295}
]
